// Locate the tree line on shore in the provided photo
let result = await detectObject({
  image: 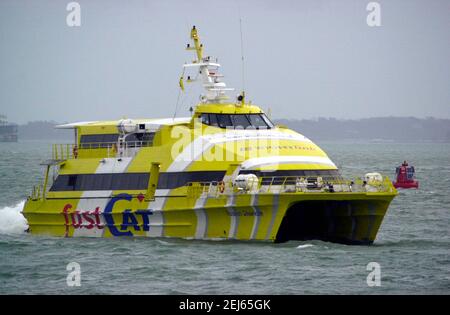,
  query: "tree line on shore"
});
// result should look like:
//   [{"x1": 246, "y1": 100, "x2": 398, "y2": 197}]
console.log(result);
[{"x1": 16, "y1": 117, "x2": 450, "y2": 142}]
